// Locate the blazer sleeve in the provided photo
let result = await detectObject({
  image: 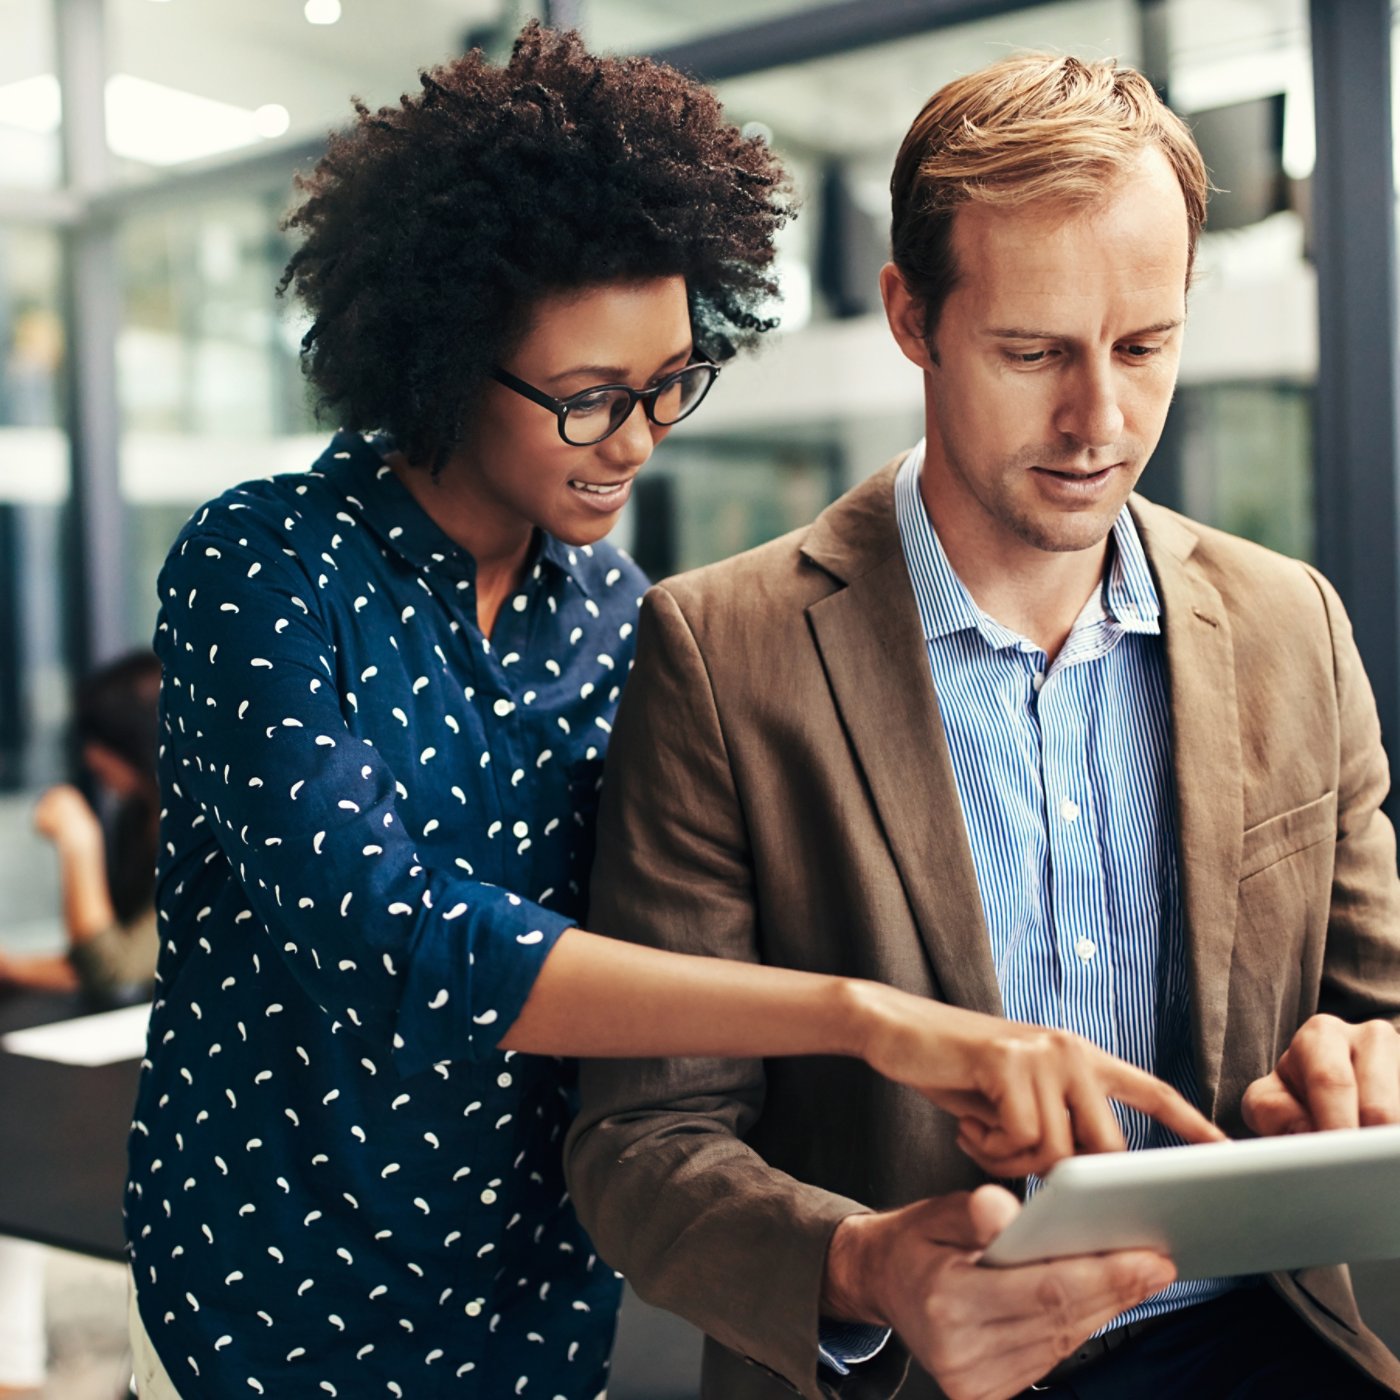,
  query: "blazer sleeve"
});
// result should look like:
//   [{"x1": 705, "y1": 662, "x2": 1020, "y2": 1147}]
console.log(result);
[
  {"x1": 563, "y1": 584, "x2": 906, "y2": 1400},
  {"x1": 1308, "y1": 566, "x2": 1400, "y2": 1026}
]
